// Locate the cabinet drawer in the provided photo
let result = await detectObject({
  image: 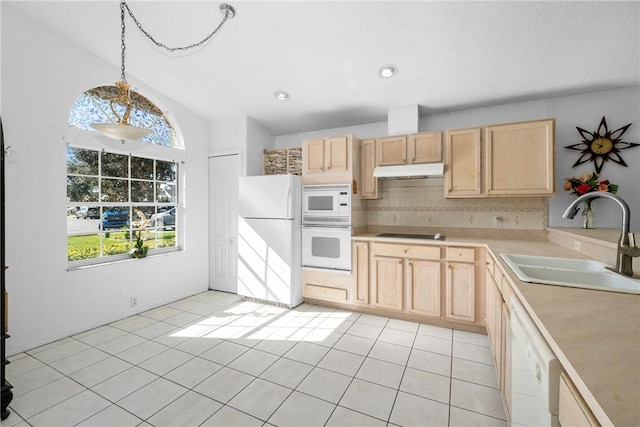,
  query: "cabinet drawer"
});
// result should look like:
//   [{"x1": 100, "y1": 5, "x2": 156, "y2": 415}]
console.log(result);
[
  {"x1": 486, "y1": 255, "x2": 495, "y2": 278},
  {"x1": 374, "y1": 243, "x2": 441, "y2": 260},
  {"x1": 559, "y1": 372, "x2": 600, "y2": 427},
  {"x1": 446, "y1": 247, "x2": 475, "y2": 262},
  {"x1": 304, "y1": 284, "x2": 348, "y2": 303}
]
